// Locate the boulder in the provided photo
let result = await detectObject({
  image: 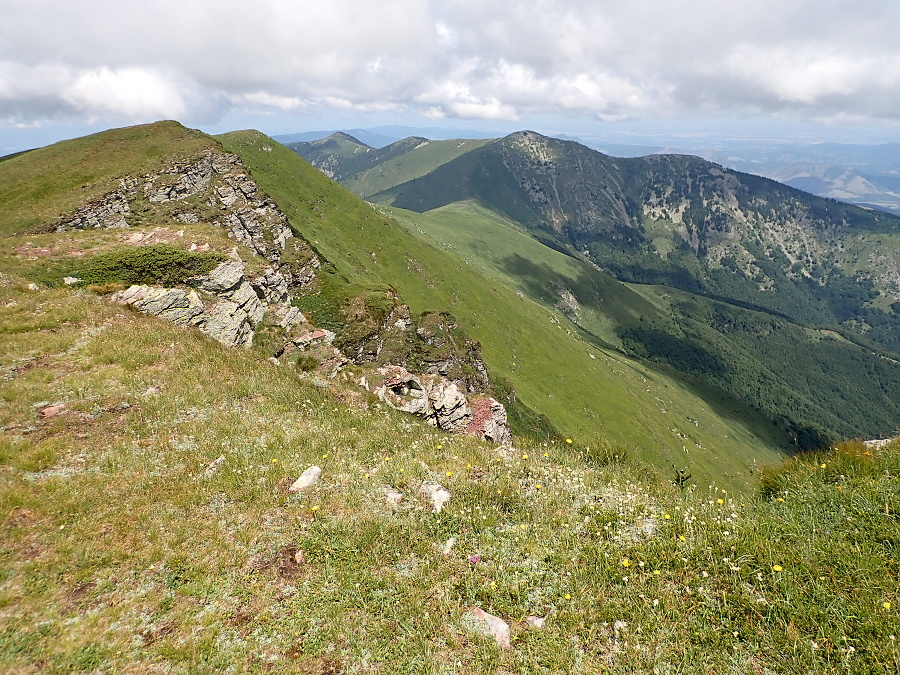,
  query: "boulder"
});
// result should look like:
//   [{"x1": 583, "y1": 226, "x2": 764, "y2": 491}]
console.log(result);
[
  {"x1": 358, "y1": 365, "x2": 511, "y2": 443},
  {"x1": 189, "y1": 261, "x2": 245, "y2": 293},
  {"x1": 111, "y1": 285, "x2": 205, "y2": 326}
]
